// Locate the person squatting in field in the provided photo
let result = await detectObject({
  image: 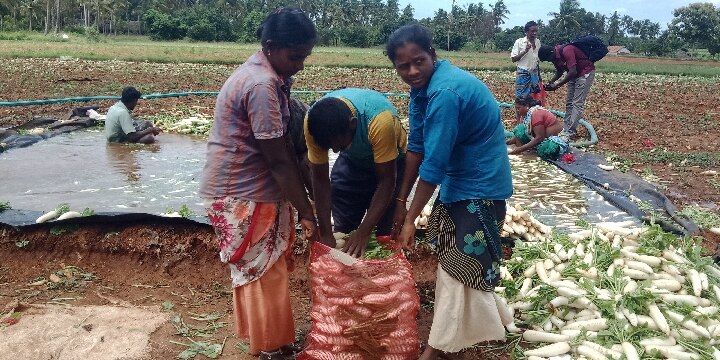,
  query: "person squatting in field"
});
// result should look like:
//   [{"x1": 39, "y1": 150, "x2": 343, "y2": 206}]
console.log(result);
[
  {"x1": 305, "y1": 88, "x2": 407, "y2": 257},
  {"x1": 198, "y1": 7, "x2": 318, "y2": 360},
  {"x1": 104, "y1": 86, "x2": 161, "y2": 144},
  {"x1": 506, "y1": 94, "x2": 569, "y2": 160},
  {"x1": 539, "y1": 42, "x2": 596, "y2": 138},
  {"x1": 511, "y1": 21, "x2": 544, "y2": 109},
  {"x1": 386, "y1": 24, "x2": 515, "y2": 360}
]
